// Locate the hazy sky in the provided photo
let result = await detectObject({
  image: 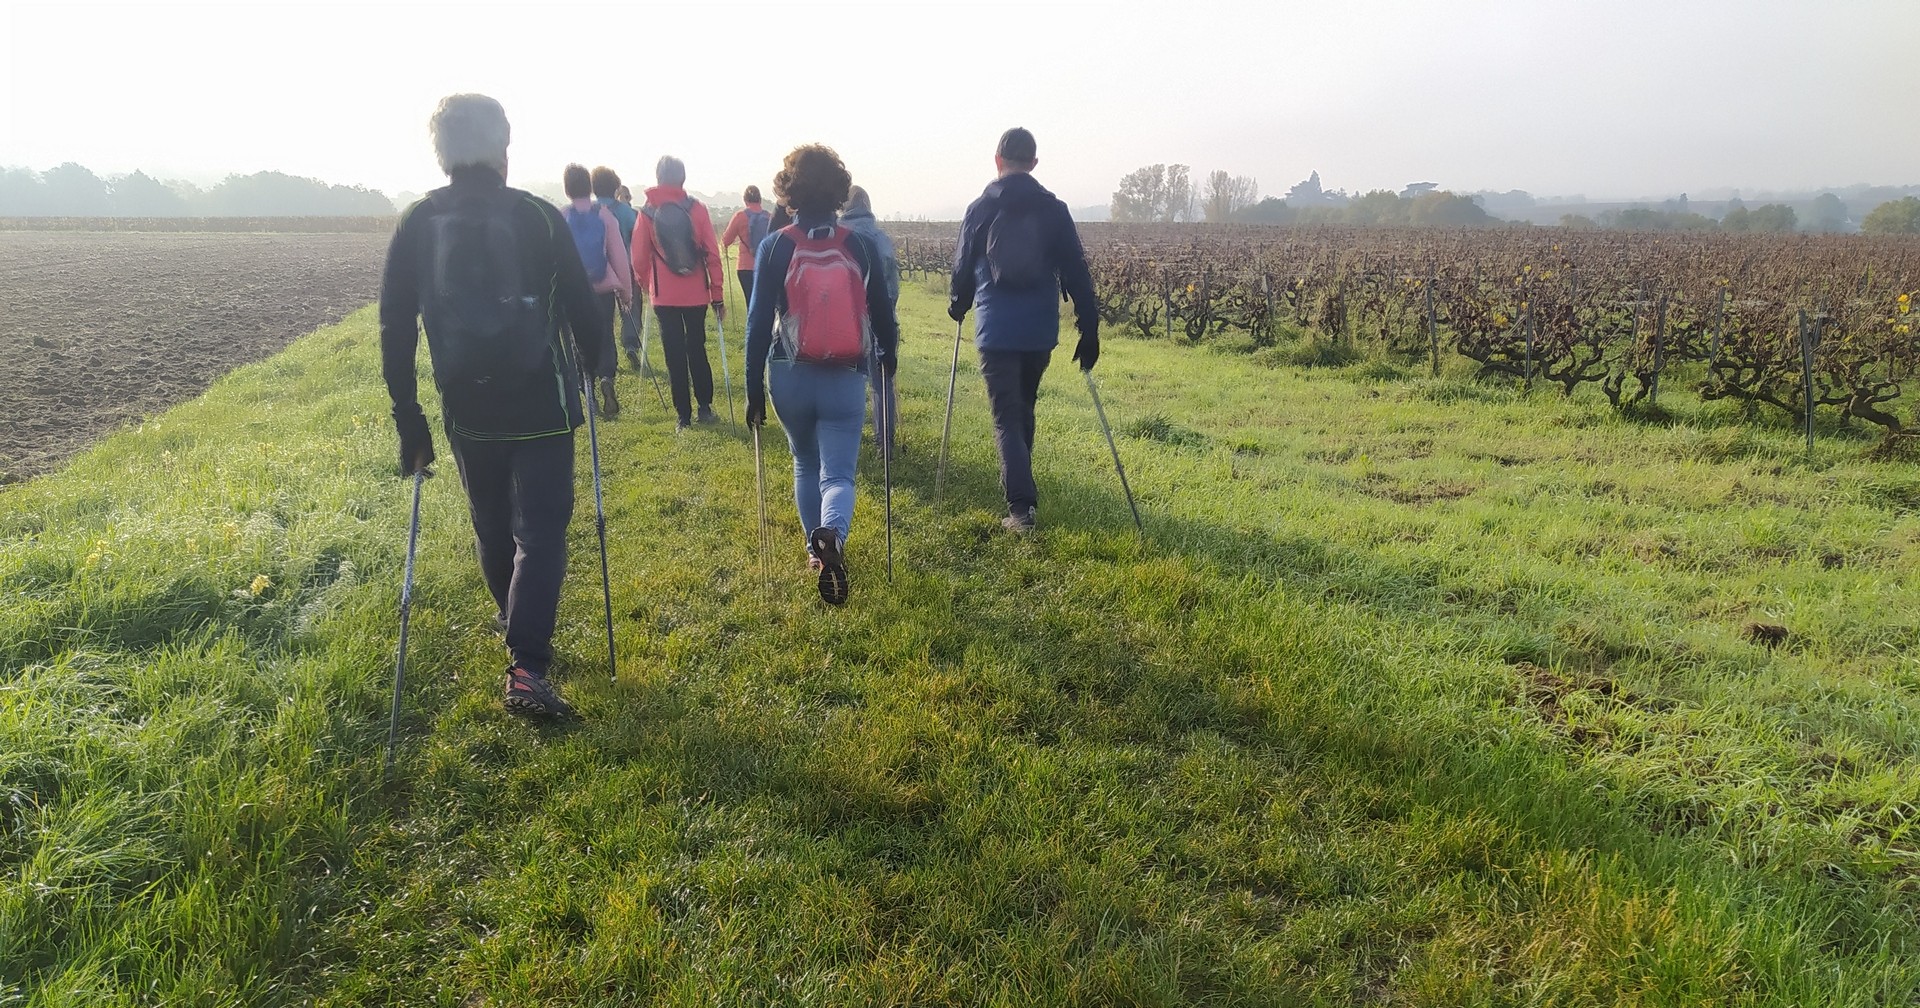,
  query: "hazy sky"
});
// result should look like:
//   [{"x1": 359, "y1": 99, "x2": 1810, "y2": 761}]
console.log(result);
[{"x1": 3, "y1": 0, "x2": 1915, "y2": 216}]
